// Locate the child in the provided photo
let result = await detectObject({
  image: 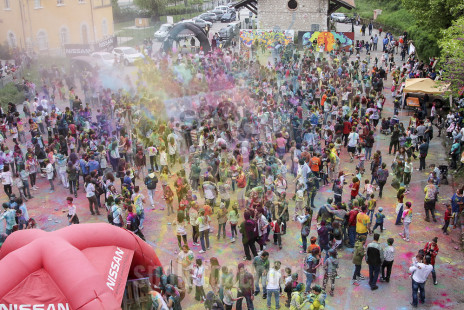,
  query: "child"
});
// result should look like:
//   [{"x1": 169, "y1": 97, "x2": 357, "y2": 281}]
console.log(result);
[
  {"x1": 163, "y1": 184, "x2": 175, "y2": 216},
  {"x1": 322, "y1": 249, "x2": 339, "y2": 296},
  {"x1": 372, "y1": 207, "x2": 385, "y2": 233},
  {"x1": 223, "y1": 284, "x2": 241, "y2": 310},
  {"x1": 367, "y1": 193, "x2": 377, "y2": 221},
  {"x1": 294, "y1": 182, "x2": 305, "y2": 221},
  {"x1": 270, "y1": 218, "x2": 284, "y2": 249},
  {"x1": 308, "y1": 236, "x2": 321, "y2": 254},
  {"x1": 192, "y1": 258, "x2": 206, "y2": 302},
  {"x1": 218, "y1": 182, "x2": 231, "y2": 209},
  {"x1": 284, "y1": 269, "x2": 298, "y2": 307},
  {"x1": 216, "y1": 203, "x2": 228, "y2": 240},
  {"x1": 363, "y1": 180, "x2": 375, "y2": 200},
  {"x1": 228, "y1": 203, "x2": 239, "y2": 243},
  {"x1": 356, "y1": 155, "x2": 366, "y2": 175},
  {"x1": 442, "y1": 204, "x2": 452, "y2": 235},
  {"x1": 399, "y1": 201, "x2": 412, "y2": 242},
  {"x1": 381, "y1": 238, "x2": 395, "y2": 282}
]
